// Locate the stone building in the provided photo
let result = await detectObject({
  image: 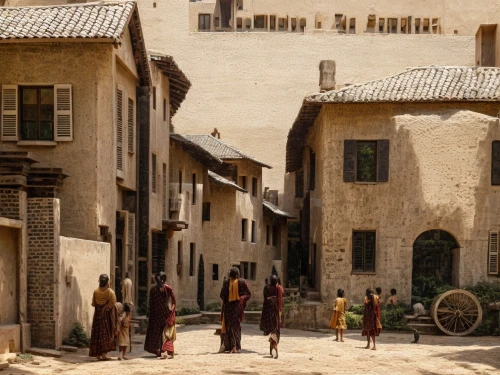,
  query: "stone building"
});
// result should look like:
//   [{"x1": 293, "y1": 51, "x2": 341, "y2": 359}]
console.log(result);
[
  {"x1": 0, "y1": 1, "x2": 152, "y2": 352},
  {"x1": 285, "y1": 66, "x2": 500, "y2": 310}
]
